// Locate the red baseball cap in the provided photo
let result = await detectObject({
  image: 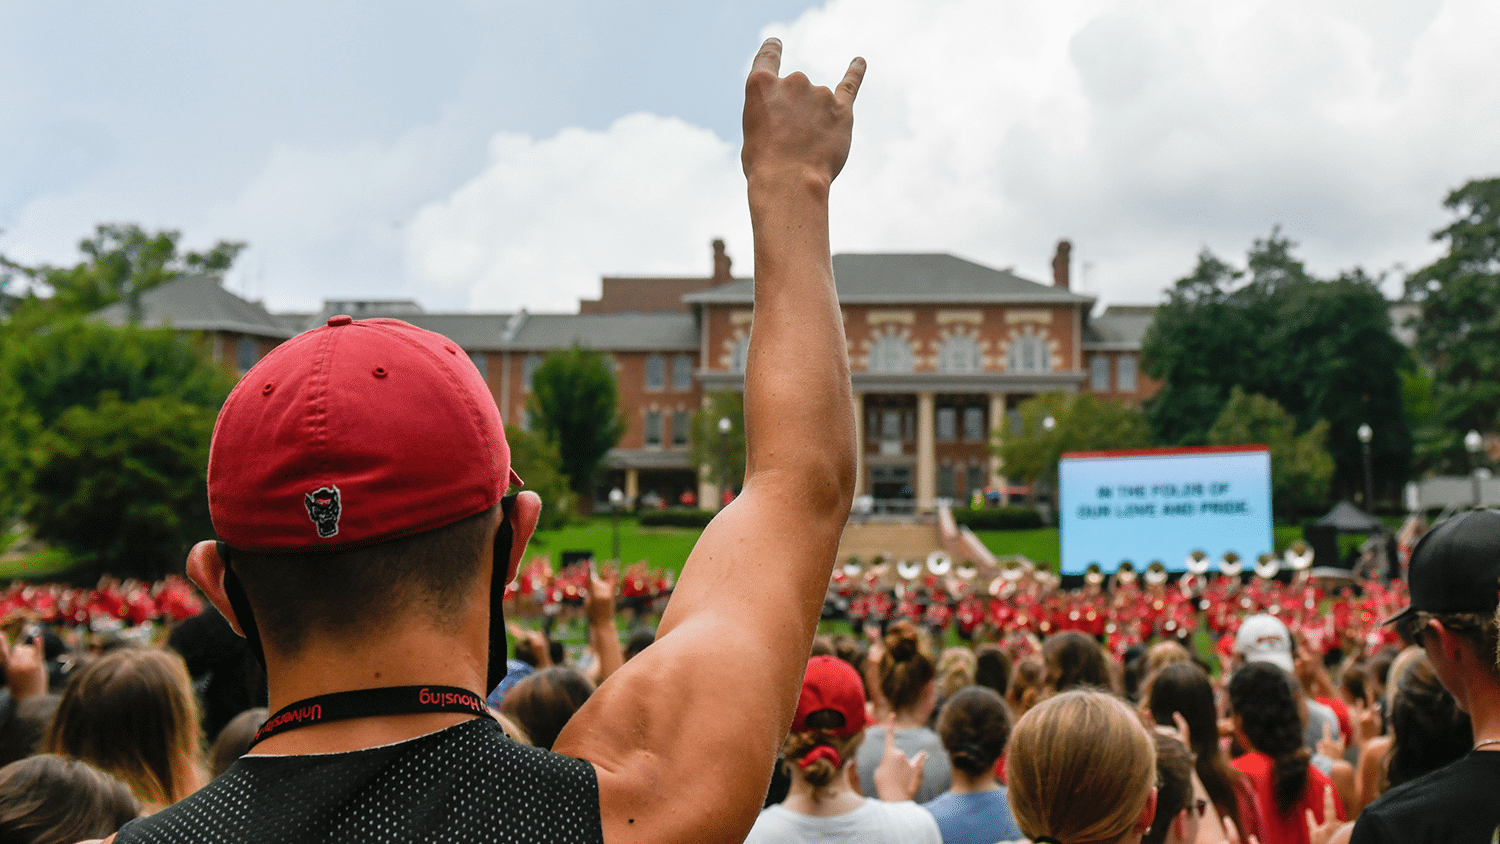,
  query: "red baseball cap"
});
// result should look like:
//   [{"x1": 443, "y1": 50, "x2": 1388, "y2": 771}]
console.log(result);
[
  {"x1": 208, "y1": 316, "x2": 522, "y2": 552},
  {"x1": 792, "y1": 656, "x2": 869, "y2": 738}
]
